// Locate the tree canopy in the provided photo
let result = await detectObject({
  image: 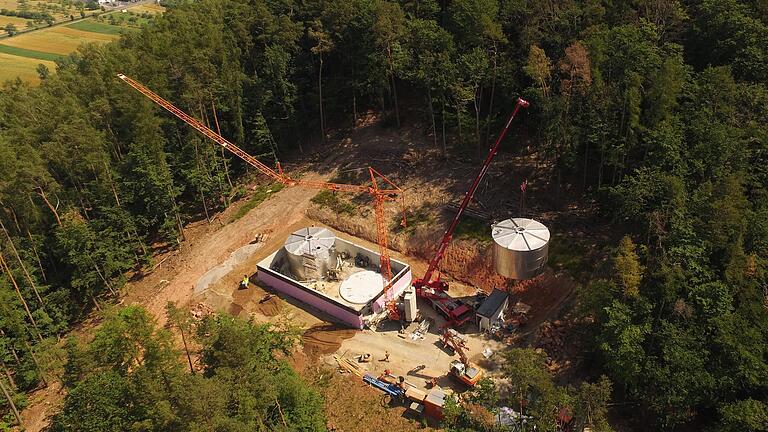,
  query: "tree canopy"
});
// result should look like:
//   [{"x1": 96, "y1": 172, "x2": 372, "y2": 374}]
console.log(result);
[{"x1": 0, "y1": 0, "x2": 767, "y2": 430}]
